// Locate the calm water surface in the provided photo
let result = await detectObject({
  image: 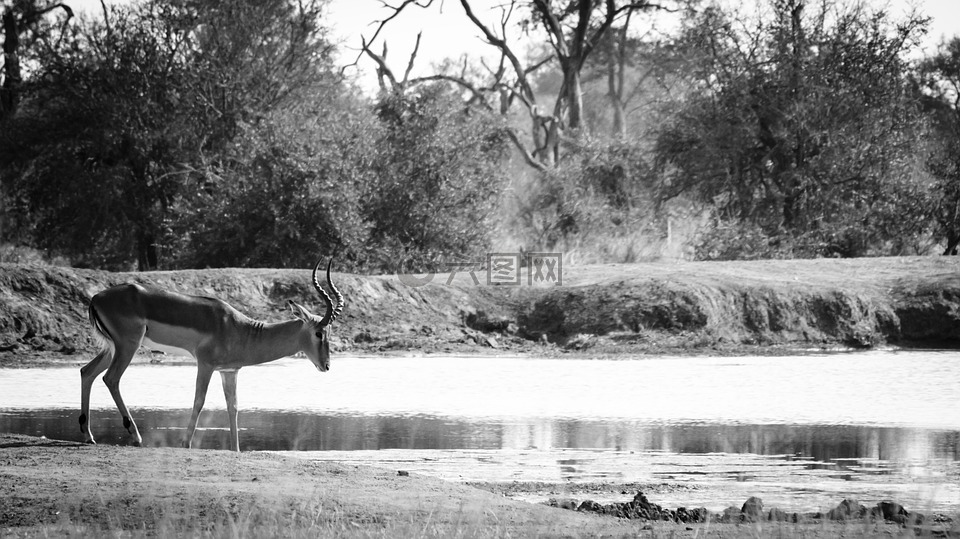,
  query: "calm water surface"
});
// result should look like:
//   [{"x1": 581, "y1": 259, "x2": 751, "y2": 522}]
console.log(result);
[
  {"x1": 1, "y1": 351, "x2": 958, "y2": 510},
  {"x1": 1, "y1": 350, "x2": 958, "y2": 455}
]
